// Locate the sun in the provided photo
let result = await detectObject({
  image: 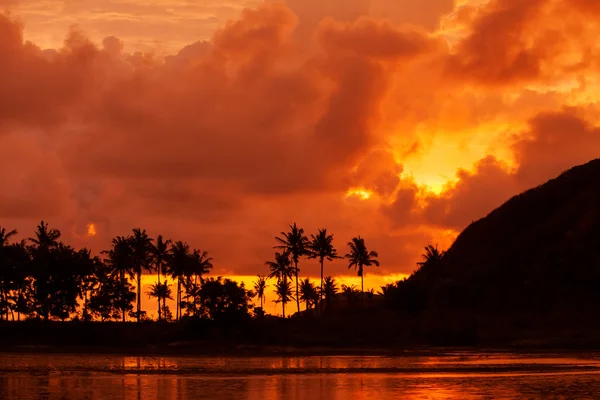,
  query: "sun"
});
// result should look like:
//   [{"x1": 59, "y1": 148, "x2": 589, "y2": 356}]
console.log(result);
[{"x1": 86, "y1": 223, "x2": 97, "y2": 237}]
